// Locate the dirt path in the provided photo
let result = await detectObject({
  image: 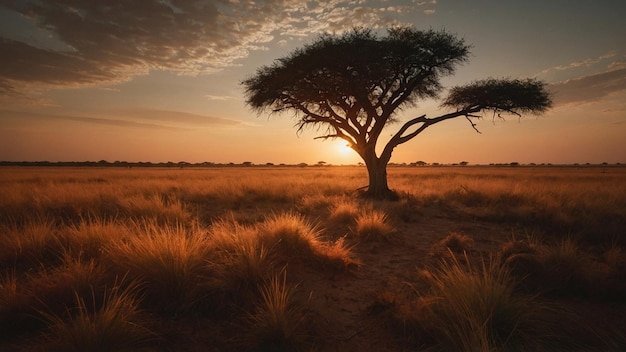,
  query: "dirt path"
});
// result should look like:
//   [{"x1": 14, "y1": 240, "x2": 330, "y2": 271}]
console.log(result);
[{"x1": 297, "y1": 217, "x2": 509, "y2": 351}]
